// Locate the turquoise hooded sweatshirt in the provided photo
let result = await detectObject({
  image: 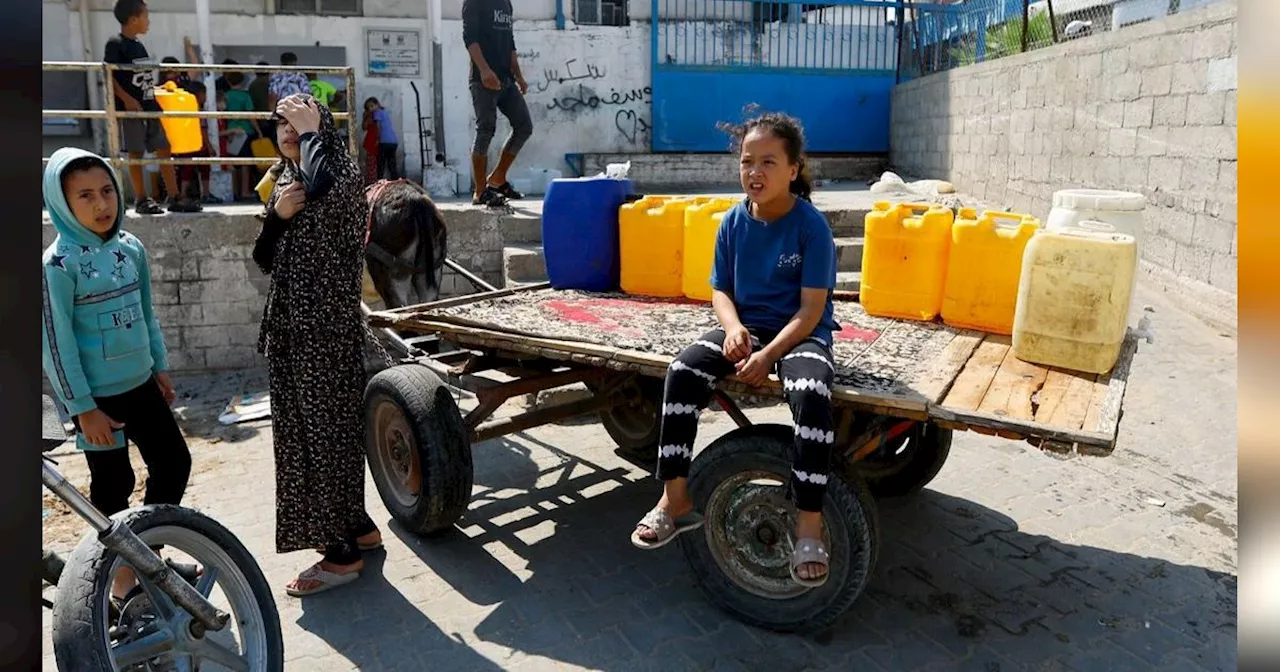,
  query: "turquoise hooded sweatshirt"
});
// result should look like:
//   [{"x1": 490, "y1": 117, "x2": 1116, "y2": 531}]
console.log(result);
[{"x1": 41, "y1": 147, "x2": 170, "y2": 426}]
